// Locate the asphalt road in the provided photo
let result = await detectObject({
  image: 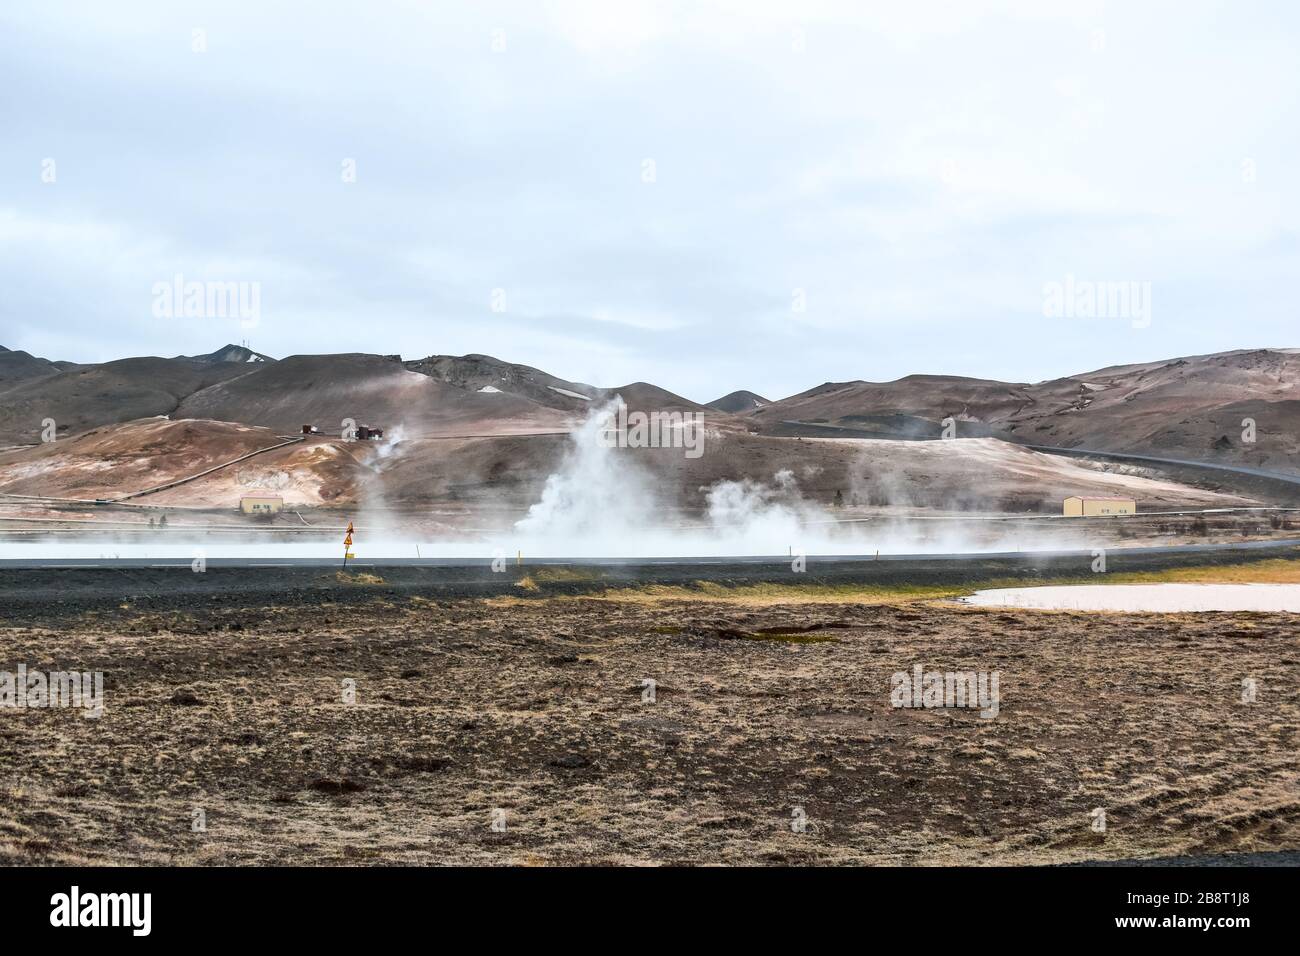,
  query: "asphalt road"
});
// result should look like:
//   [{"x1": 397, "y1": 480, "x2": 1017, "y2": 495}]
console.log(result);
[
  {"x1": 2, "y1": 536, "x2": 1298, "y2": 570},
  {"x1": 1021, "y1": 443, "x2": 1300, "y2": 487},
  {"x1": 2, "y1": 540, "x2": 1298, "y2": 625},
  {"x1": 779, "y1": 420, "x2": 1300, "y2": 498}
]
